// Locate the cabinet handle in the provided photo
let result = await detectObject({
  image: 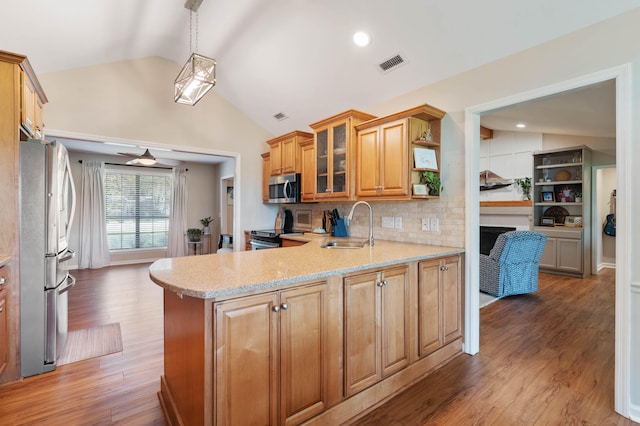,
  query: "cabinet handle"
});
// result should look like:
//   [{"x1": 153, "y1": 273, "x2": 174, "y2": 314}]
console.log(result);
[
  {"x1": 281, "y1": 303, "x2": 288, "y2": 310},
  {"x1": 440, "y1": 266, "x2": 449, "y2": 271},
  {"x1": 0, "y1": 307, "x2": 3, "y2": 313},
  {"x1": 377, "y1": 281, "x2": 384, "y2": 287},
  {"x1": 273, "y1": 305, "x2": 280, "y2": 312},
  {"x1": 0, "y1": 276, "x2": 6, "y2": 286}
]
